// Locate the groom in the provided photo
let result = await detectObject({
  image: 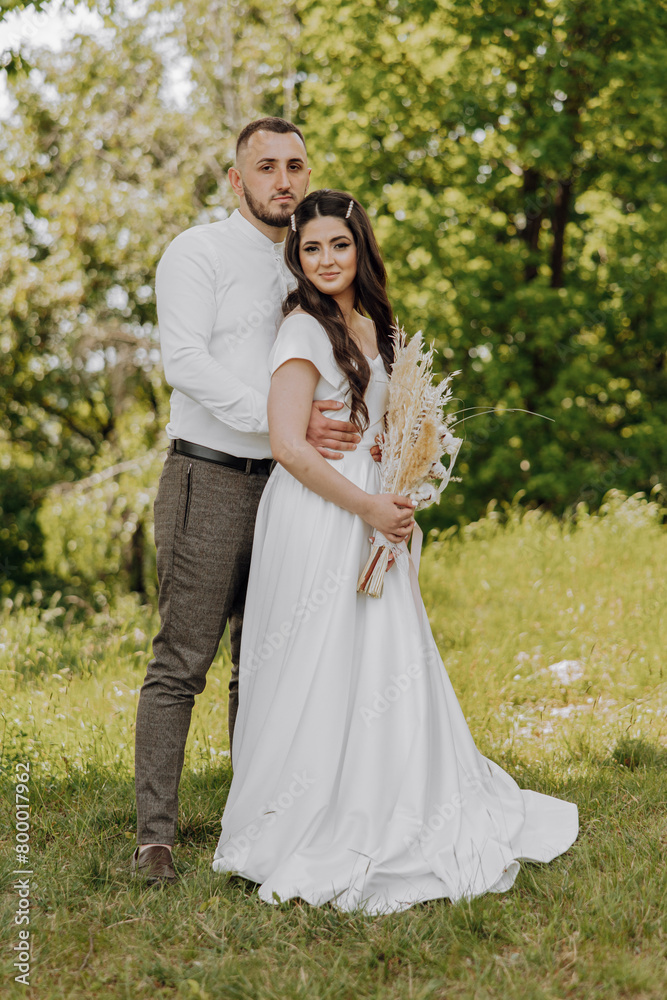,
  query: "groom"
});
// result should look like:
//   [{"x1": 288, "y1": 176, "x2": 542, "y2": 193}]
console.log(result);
[{"x1": 132, "y1": 118, "x2": 362, "y2": 884}]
